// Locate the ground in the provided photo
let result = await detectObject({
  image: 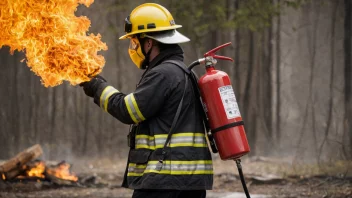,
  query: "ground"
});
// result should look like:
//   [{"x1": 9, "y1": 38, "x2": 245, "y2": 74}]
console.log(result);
[{"x1": 0, "y1": 157, "x2": 351, "y2": 198}]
